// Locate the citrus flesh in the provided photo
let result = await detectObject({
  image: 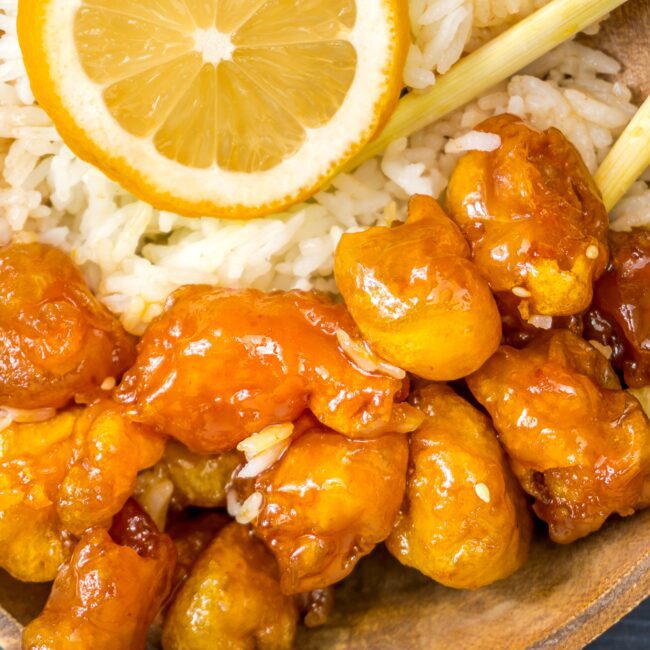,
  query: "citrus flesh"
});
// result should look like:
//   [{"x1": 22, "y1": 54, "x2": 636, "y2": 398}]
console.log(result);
[{"x1": 18, "y1": 0, "x2": 408, "y2": 218}]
